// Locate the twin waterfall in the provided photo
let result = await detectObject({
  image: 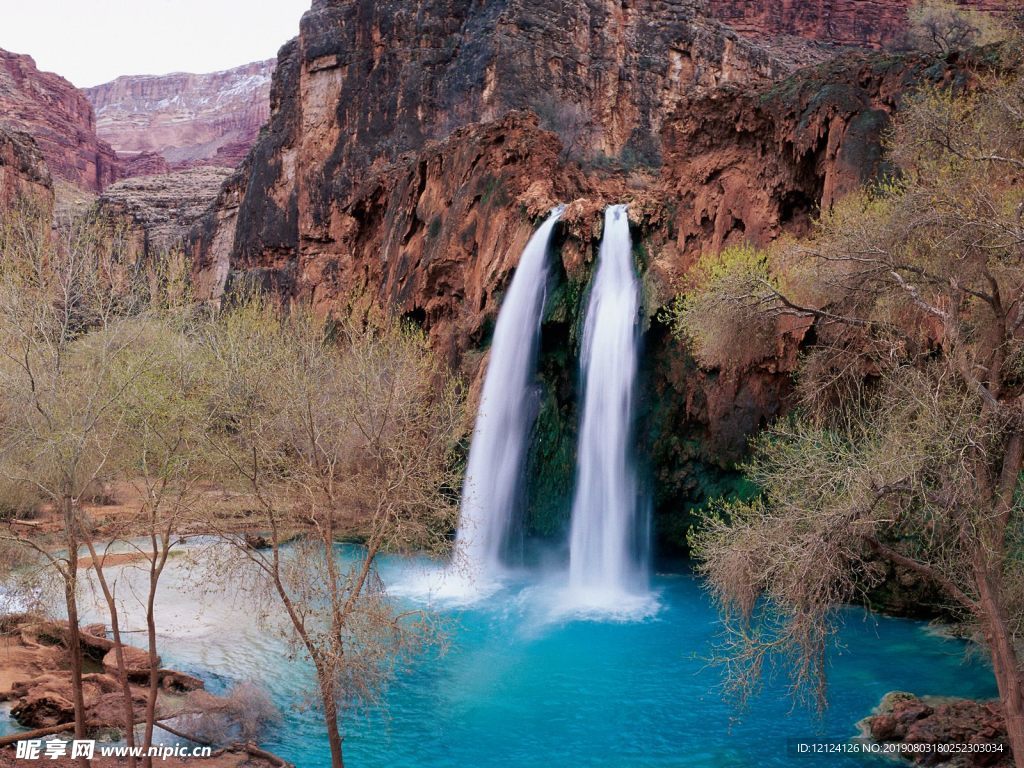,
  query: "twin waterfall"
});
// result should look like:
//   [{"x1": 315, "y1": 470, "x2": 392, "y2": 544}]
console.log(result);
[{"x1": 454, "y1": 204, "x2": 648, "y2": 607}]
